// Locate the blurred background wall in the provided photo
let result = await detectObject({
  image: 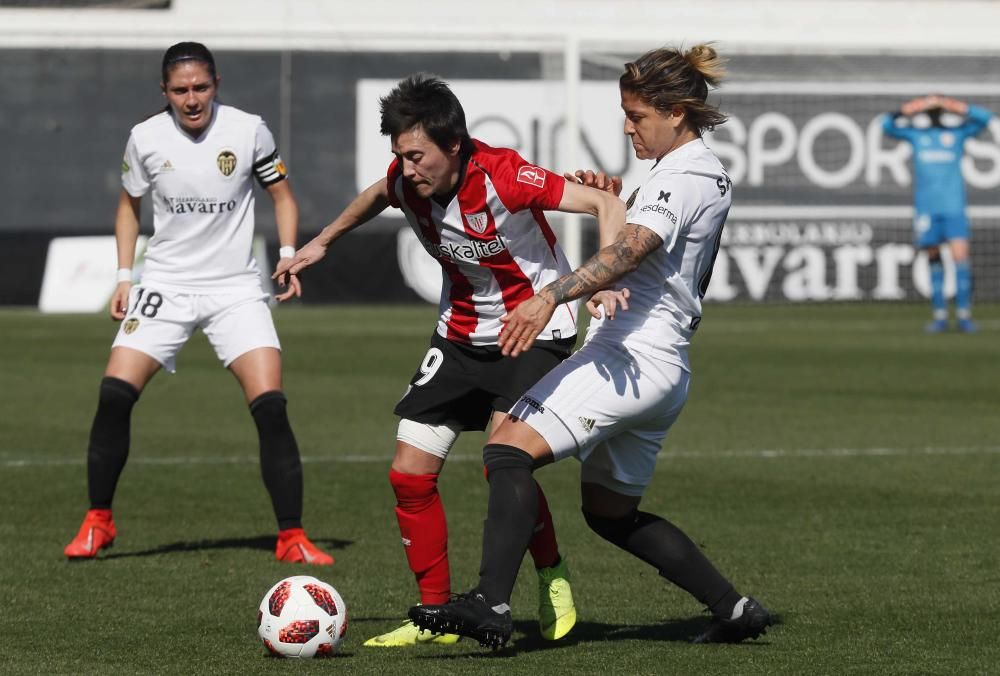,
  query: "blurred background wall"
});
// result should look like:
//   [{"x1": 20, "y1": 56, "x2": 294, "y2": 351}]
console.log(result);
[{"x1": 3, "y1": 0, "x2": 998, "y2": 305}]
